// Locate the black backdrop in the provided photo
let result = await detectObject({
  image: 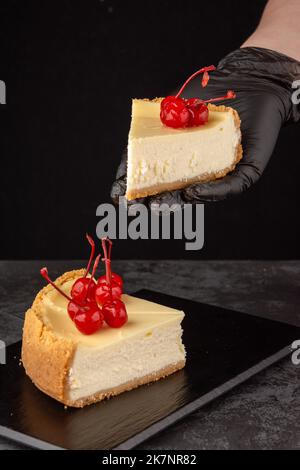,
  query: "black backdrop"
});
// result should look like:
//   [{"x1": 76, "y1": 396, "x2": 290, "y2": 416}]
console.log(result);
[{"x1": 1, "y1": 0, "x2": 299, "y2": 260}]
